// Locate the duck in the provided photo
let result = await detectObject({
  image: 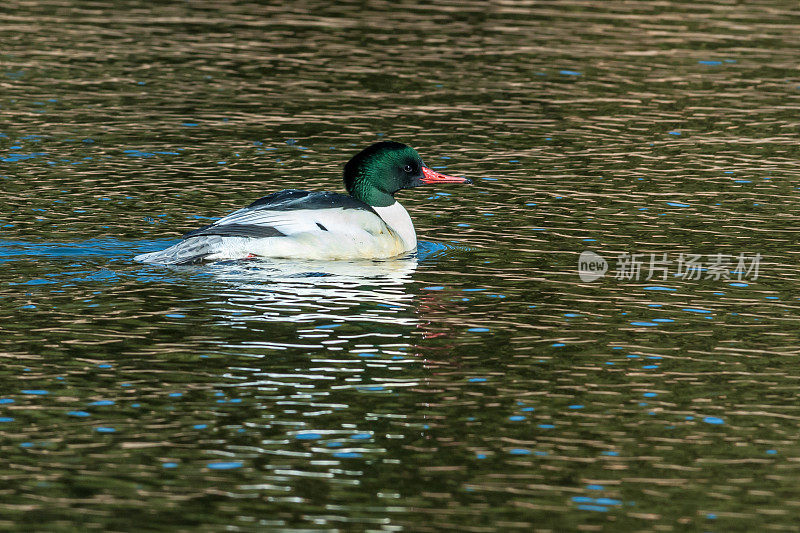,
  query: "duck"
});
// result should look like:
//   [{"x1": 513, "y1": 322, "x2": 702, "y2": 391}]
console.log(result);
[{"x1": 134, "y1": 141, "x2": 471, "y2": 264}]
